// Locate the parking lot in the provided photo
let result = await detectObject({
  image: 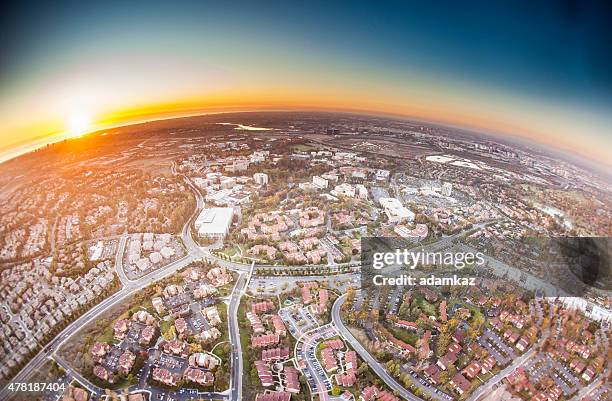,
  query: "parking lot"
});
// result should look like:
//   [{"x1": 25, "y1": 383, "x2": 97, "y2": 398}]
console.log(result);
[
  {"x1": 525, "y1": 354, "x2": 580, "y2": 396},
  {"x1": 478, "y1": 329, "x2": 515, "y2": 365},
  {"x1": 279, "y1": 305, "x2": 319, "y2": 338},
  {"x1": 295, "y1": 324, "x2": 338, "y2": 394}
]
